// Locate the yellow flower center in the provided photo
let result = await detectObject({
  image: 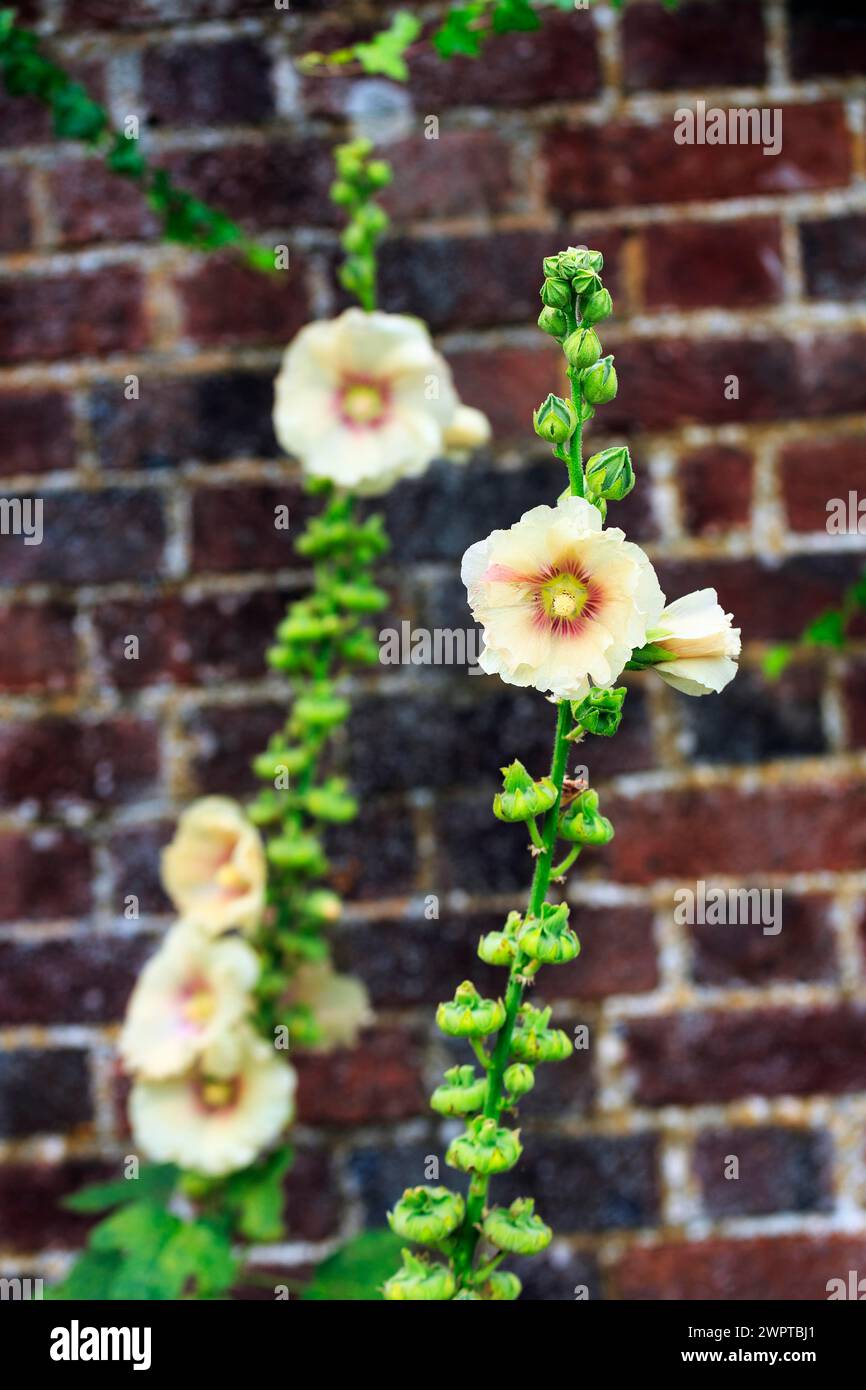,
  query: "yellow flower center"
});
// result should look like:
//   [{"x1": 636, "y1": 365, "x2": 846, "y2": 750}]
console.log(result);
[
  {"x1": 540, "y1": 574, "x2": 588, "y2": 623},
  {"x1": 200, "y1": 1079, "x2": 235, "y2": 1110},
  {"x1": 215, "y1": 862, "x2": 246, "y2": 892},
  {"x1": 183, "y1": 989, "x2": 216, "y2": 1025},
  {"x1": 341, "y1": 382, "x2": 386, "y2": 425}
]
